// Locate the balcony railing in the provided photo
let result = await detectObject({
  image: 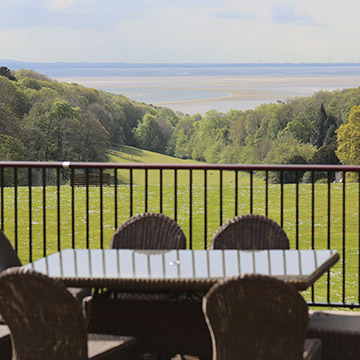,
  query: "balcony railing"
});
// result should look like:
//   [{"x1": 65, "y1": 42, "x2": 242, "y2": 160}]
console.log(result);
[{"x1": 0, "y1": 161, "x2": 359, "y2": 309}]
